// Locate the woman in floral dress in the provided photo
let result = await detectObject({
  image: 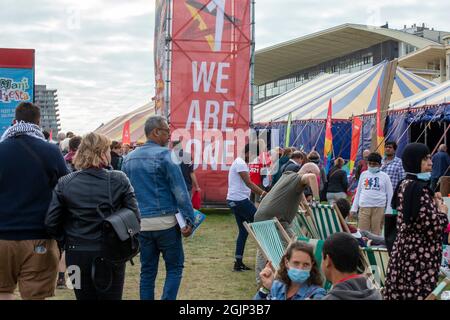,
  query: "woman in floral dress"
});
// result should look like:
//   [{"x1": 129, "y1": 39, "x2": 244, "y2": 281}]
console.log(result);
[{"x1": 384, "y1": 143, "x2": 449, "y2": 300}]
